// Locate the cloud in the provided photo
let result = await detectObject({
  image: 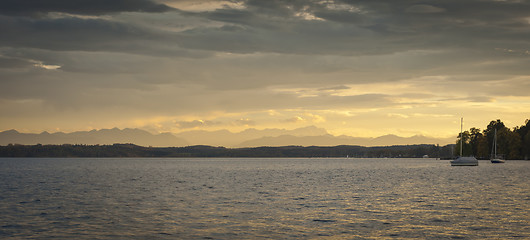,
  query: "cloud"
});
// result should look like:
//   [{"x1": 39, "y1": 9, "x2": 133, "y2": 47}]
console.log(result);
[
  {"x1": 405, "y1": 4, "x2": 445, "y2": 13},
  {"x1": 176, "y1": 120, "x2": 221, "y2": 129},
  {"x1": 283, "y1": 116, "x2": 306, "y2": 124},
  {"x1": 234, "y1": 118, "x2": 256, "y2": 126},
  {"x1": 387, "y1": 113, "x2": 410, "y2": 119},
  {"x1": 0, "y1": 15, "x2": 195, "y2": 57},
  {"x1": 172, "y1": 0, "x2": 530, "y2": 56},
  {"x1": 305, "y1": 113, "x2": 326, "y2": 123},
  {"x1": 318, "y1": 85, "x2": 351, "y2": 91},
  {"x1": 32, "y1": 61, "x2": 61, "y2": 70},
  {"x1": 2, "y1": 0, "x2": 529, "y2": 58},
  {"x1": 175, "y1": 118, "x2": 255, "y2": 129},
  {"x1": 281, "y1": 113, "x2": 325, "y2": 125},
  {"x1": 0, "y1": 55, "x2": 35, "y2": 69},
  {"x1": 0, "y1": 0, "x2": 174, "y2": 17},
  {"x1": 1, "y1": 0, "x2": 530, "y2": 138}
]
